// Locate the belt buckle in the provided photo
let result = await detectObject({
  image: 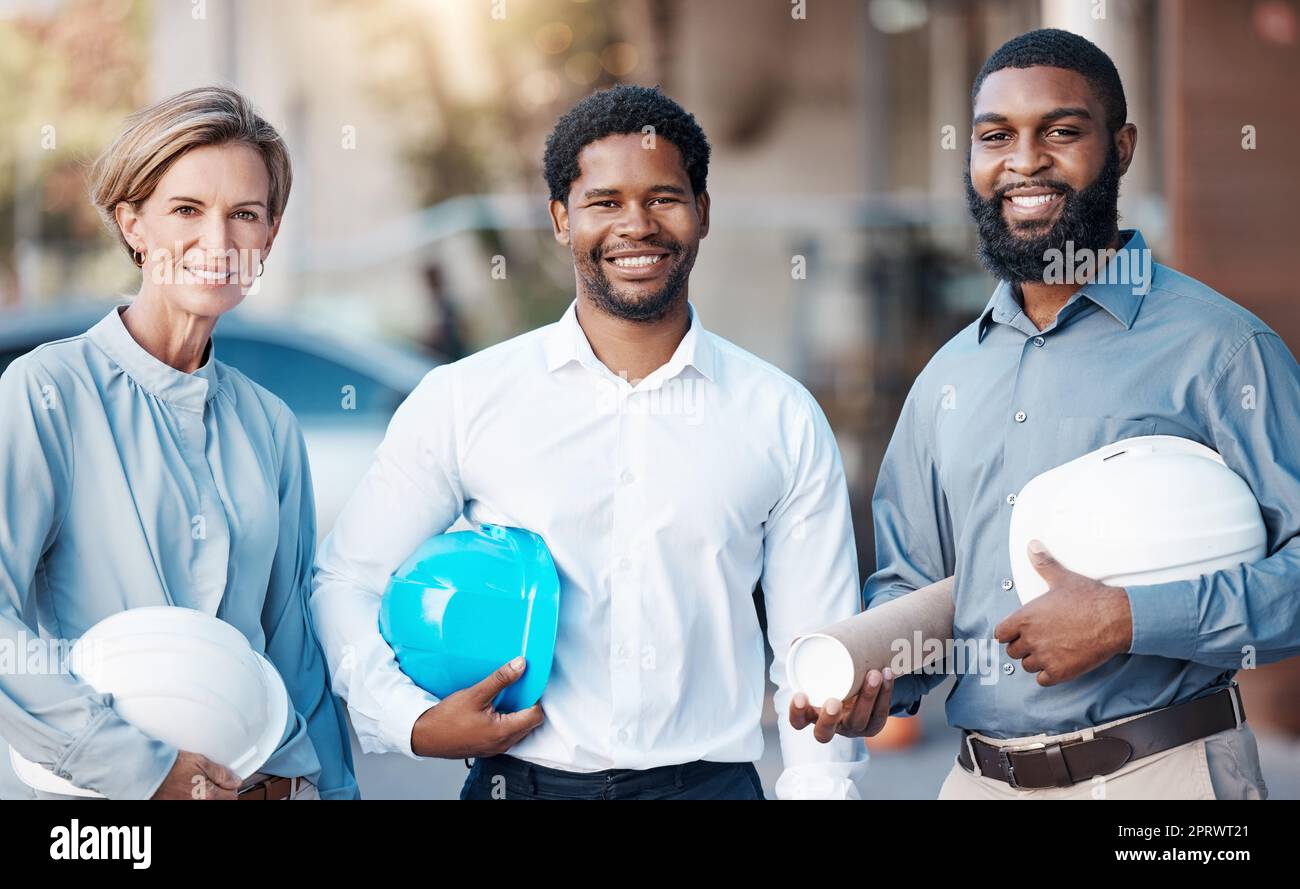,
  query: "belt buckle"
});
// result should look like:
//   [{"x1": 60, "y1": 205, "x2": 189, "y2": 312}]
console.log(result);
[
  {"x1": 997, "y1": 741, "x2": 1046, "y2": 790},
  {"x1": 996, "y1": 748, "x2": 1019, "y2": 789}
]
